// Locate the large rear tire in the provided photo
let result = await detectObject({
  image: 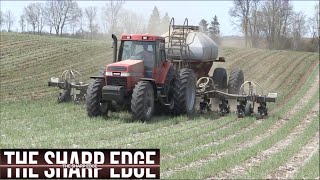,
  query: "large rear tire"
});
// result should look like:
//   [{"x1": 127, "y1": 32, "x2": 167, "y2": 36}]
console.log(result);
[
  {"x1": 228, "y1": 69, "x2": 244, "y2": 94},
  {"x1": 155, "y1": 66, "x2": 178, "y2": 115},
  {"x1": 212, "y1": 68, "x2": 228, "y2": 90},
  {"x1": 86, "y1": 78, "x2": 106, "y2": 117},
  {"x1": 131, "y1": 81, "x2": 154, "y2": 121},
  {"x1": 174, "y1": 68, "x2": 196, "y2": 115}
]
